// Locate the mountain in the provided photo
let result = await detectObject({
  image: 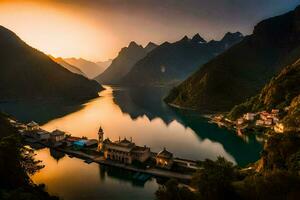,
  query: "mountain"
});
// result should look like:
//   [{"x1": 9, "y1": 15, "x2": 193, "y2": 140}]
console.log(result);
[
  {"x1": 95, "y1": 41, "x2": 153, "y2": 84},
  {"x1": 165, "y1": 5, "x2": 300, "y2": 112},
  {"x1": 0, "y1": 25, "x2": 102, "y2": 101},
  {"x1": 96, "y1": 59, "x2": 112, "y2": 71},
  {"x1": 144, "y1": 42, "x2": 158, "y2": 53},
  {"x1": 49, "y1": 56, "x2": 86, "y2": 76},
  {"x1": 228, "y1": 56, "x2": 300, "y2": 123},
  {"x1": 121, "y1": 32, "x2": 243, "y2": 86},
  {"x1": 64, "y1": 58, "x2": 106, "y2": 79}
]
